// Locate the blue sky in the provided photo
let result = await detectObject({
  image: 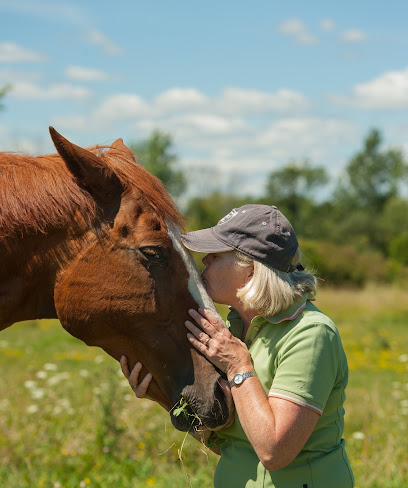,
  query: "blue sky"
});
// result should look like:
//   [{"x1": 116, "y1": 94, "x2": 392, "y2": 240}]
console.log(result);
[{"x1": 1, "y1": 0, "x2": 408, "y2": 202}]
